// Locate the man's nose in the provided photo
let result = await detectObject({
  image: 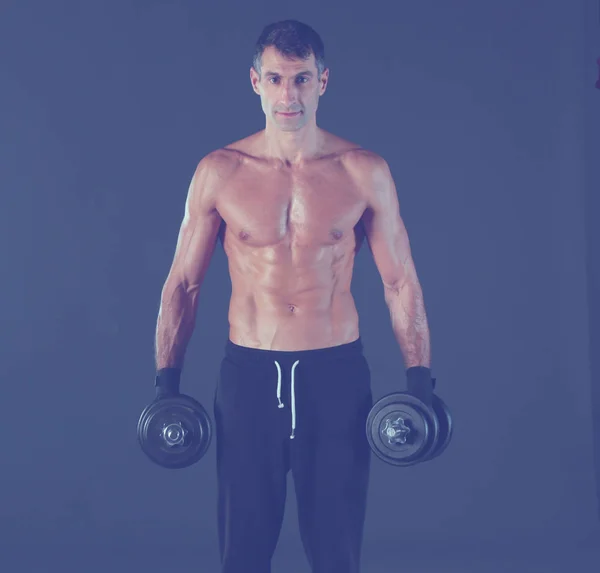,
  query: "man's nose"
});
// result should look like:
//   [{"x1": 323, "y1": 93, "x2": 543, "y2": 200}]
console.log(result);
[{"x1": 279, "y1": 82, "x2": 298, "y2": 105}]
